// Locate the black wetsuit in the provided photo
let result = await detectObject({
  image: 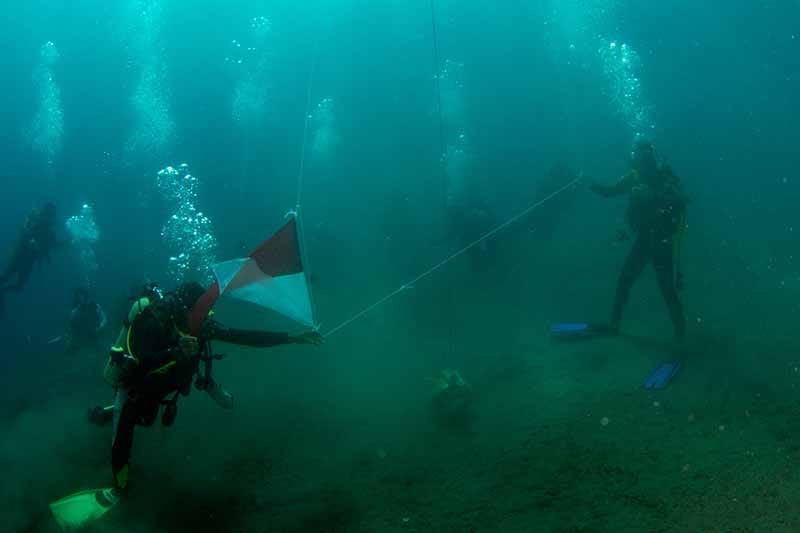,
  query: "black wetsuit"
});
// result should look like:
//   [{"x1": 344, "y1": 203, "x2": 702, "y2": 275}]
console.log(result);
[
  {"x1": 67, "y1": 302, "x2": 105, "y2": 353},
  {"x1": 592, "y1": 169, "x2": 688, "y2": 341},
  {"x1": 109, "y1": 304, "x2": 292, "y2": 491},
  {"x1": 0, "y1": 209, "x2": 57, "y2": 300}
]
